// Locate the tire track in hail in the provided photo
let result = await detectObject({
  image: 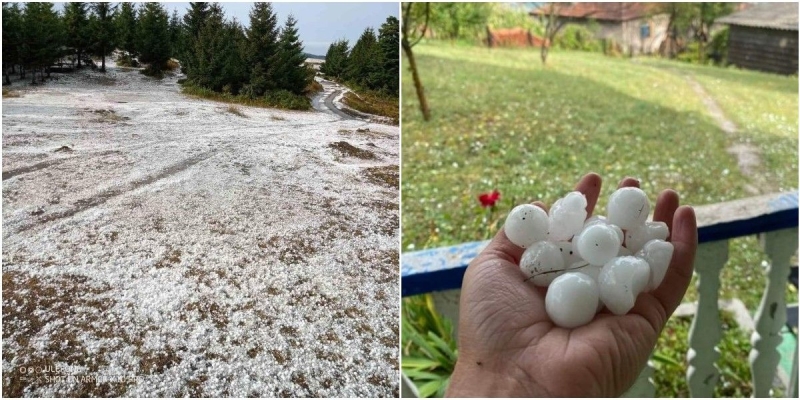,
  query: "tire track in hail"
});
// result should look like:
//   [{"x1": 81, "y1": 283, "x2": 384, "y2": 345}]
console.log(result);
[{"x1": 9, "y1": 150, "x2": 218, "y2": 235}]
